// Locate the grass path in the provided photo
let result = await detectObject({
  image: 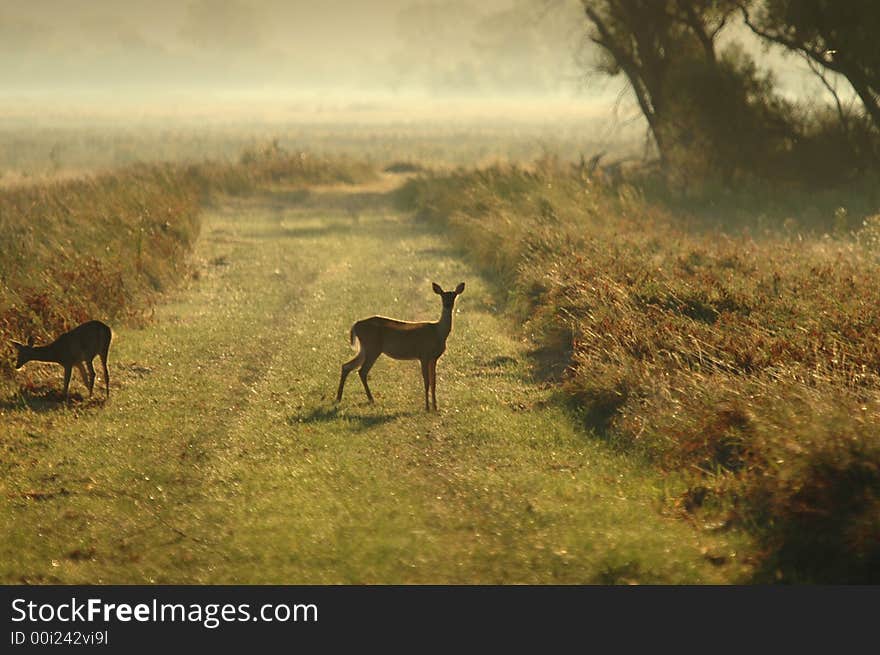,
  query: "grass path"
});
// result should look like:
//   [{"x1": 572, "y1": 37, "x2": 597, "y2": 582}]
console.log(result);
[{"x1": 0, "y1": 178, "x2": 749, "y2": 583}]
